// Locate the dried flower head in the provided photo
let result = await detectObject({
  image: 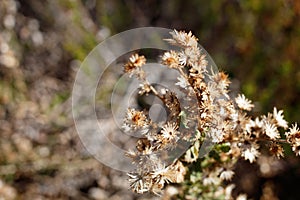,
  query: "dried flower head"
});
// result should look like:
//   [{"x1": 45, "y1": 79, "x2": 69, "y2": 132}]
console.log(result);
[
  {"x1": 241, "y1": 142, "x2": 260, "y2": 163},
  {"x1": 273, "y1": 107, "x2": 288, "y2": 129},
  {"x1": 264, "y1": 123, "x2": 280, "y2": 140},
  {"x1": 123, "y1": 108, "x2": 149, "y2": 134},
  {"x1": 269, "y1": 143, "x2": 284, "y2": 158},
  {"x1": 165, "y1": 30, "x2": 198, "y2": 47},
  {"x1": 160, "y1": 122, "x2": 179, "y2": 143},
  {"x1": 285, "y1": 124, "x2": 300, "y2": 156},
  {"x1": 161, "y1": 50, "x2": 180, "y2": 69},
  {"x1": 235, "y1": 94, "x2": 254, "y2": 111},
  {"x1": 124, "y1": 53, "x2": 146, "y2": 77}
]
